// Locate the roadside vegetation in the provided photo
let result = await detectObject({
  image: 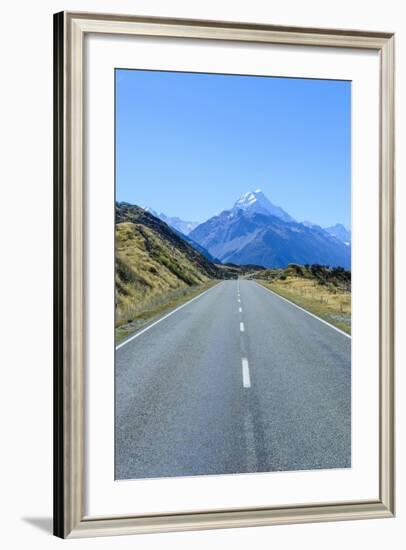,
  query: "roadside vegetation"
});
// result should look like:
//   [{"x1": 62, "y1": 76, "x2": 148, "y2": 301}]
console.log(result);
[
  {"x1": 115, "y1": 221, "x2": 219, "y2": 343},
  {"x1": 116, "y1": 279, "x2": 218, "y2": 343},
  {"x1": 250, "y1": 263, "x2": 351, "y2": 334}
]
